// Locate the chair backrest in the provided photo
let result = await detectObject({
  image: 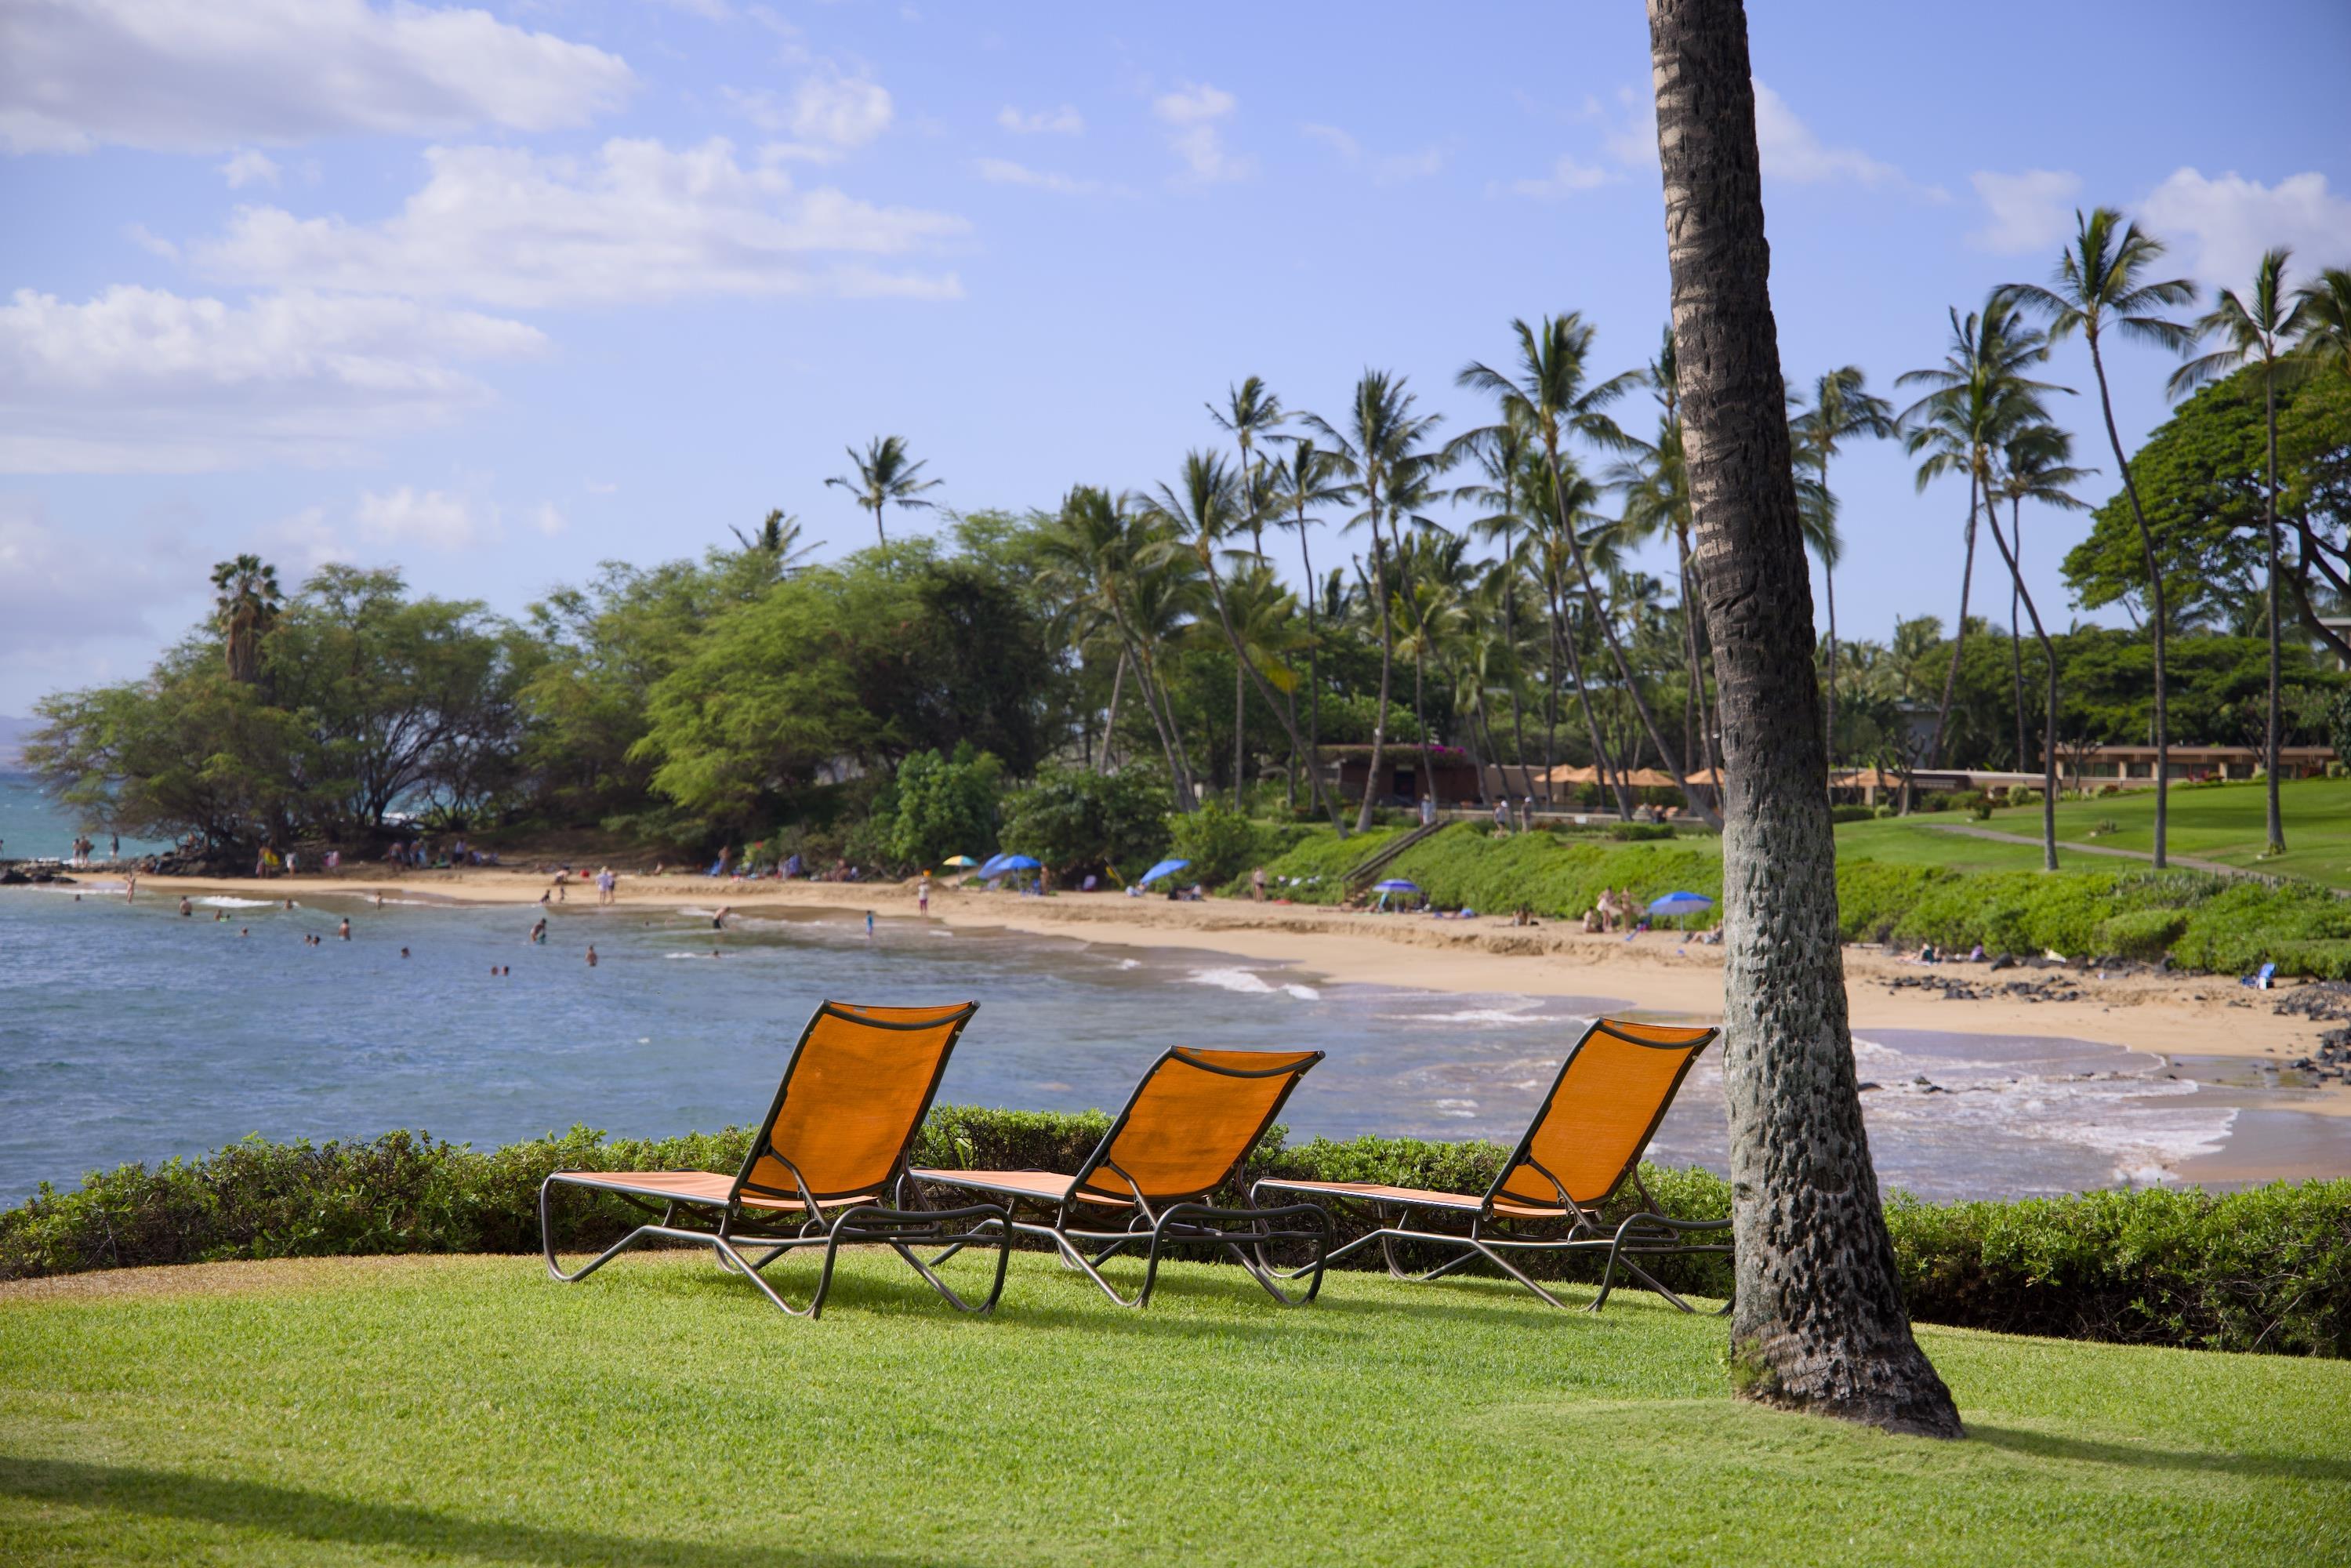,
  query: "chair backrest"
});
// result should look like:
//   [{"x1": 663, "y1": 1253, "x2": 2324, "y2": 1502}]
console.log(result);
[
  {"x1": 733, "y1": 1000, "x2": 978, "y2": 1205},
  {"x1": 1486, "y1": 1018, "x2": 1717, "y2": 1212},
  {"x1": 1071, "y1": 1047, "x2": 1324, "y2": 1206}
]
